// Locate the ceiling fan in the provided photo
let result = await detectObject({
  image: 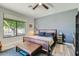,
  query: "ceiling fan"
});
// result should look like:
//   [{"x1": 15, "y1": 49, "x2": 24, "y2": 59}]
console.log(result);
[
  {"x1": 33, "y1": 3, "x2": 49, "y2": 10},
  {"x1": 29, "y1": 3, "x2": 52, "y2": 10}
]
